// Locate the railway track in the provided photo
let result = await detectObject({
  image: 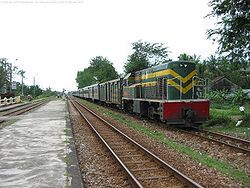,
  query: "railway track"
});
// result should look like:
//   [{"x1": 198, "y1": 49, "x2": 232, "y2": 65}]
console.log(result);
[
  {"x1": 190, "y1": 128, "x2": 250, "y2": 154},
  {"x1": 69, "y1": 97, "x2": 203, "y2": 188},
  {"x1": 102, "y1": 103, "x2": 250, "y2": 154},
  {"x1": 171, "y1": 127, "x2": 250, "y2": 154},
  {"x1": 72, "y1": 97, "x2": 250, "y2": 155},
  {"x1": 0, "y1": 103, "x2": 29, "y2": 112},
  {"x1": 0, "y1": 101, "x2": 46, "y2": 124}
]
